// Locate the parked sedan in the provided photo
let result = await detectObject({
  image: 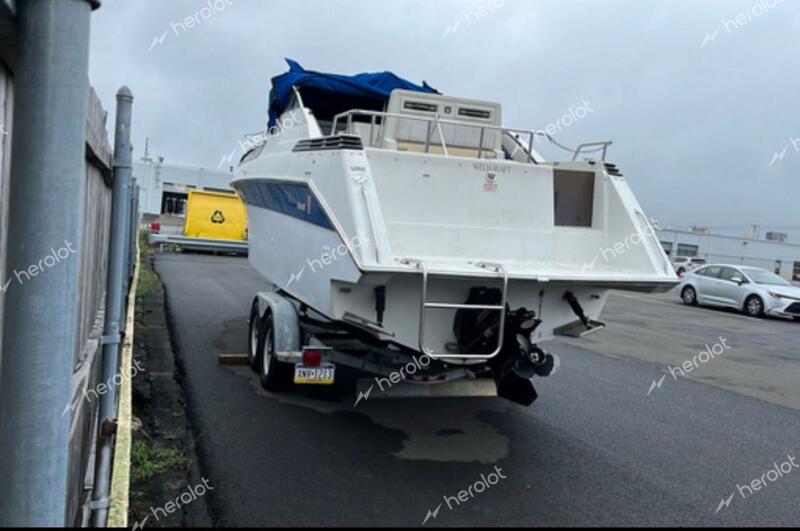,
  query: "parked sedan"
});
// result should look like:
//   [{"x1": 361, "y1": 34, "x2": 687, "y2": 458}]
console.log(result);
[
  {"x1": 672, "y1": 256, "x2": 707, "y2": 276},
  {"x1": 678, "y1": 265, "x2": 800, "y2": 319}
]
